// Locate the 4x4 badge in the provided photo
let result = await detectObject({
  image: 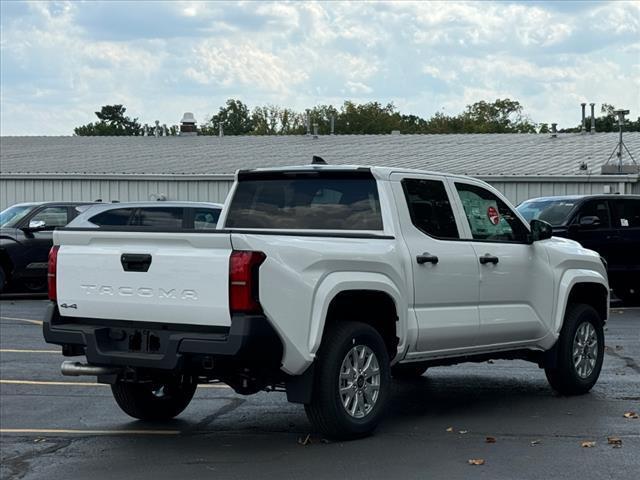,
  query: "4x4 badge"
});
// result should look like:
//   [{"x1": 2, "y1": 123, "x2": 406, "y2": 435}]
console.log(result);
[{"x1": 60, "y1": 303, "x2": 77, "y2": 309}]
